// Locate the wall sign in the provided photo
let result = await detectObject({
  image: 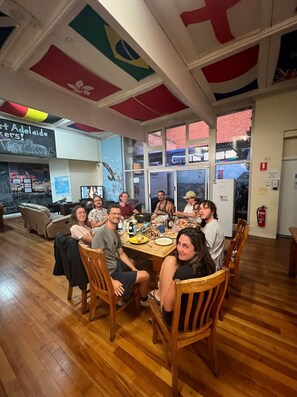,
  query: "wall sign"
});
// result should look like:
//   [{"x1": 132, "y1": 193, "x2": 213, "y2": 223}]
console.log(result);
[{"x1": 0, "y1": 117, "x2": 56, "y2": 157}]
